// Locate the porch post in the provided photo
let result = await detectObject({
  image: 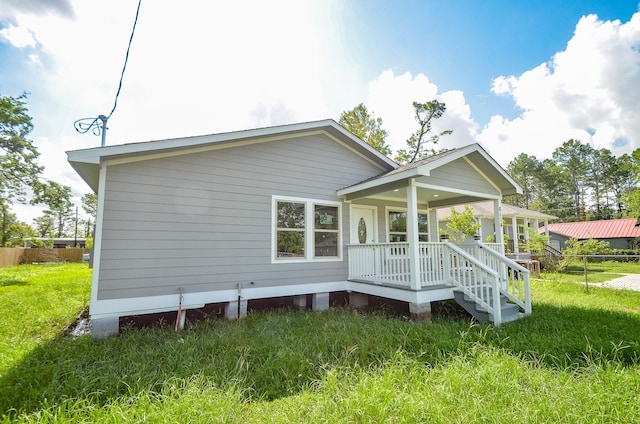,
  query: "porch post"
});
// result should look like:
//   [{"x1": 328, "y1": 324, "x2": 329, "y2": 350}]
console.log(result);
[
  {"x1": 544, "y1": 219, "x2": 549, "y2": 237},
  {"x1": 428, "y1": 208, "x2": 438, "y2": 242},
  {"x1": 511, "y1": 216, "x2": 519, "y2": 253},
  {"x1": 493, "y1": 199, "x2": 504, "y2": 254},
  {"x1": 523, "y1": 217, "x2": 530, "y2": 249},
  {"x1": 407, "y1": 178, "x2": 421, "y2": 290}
]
